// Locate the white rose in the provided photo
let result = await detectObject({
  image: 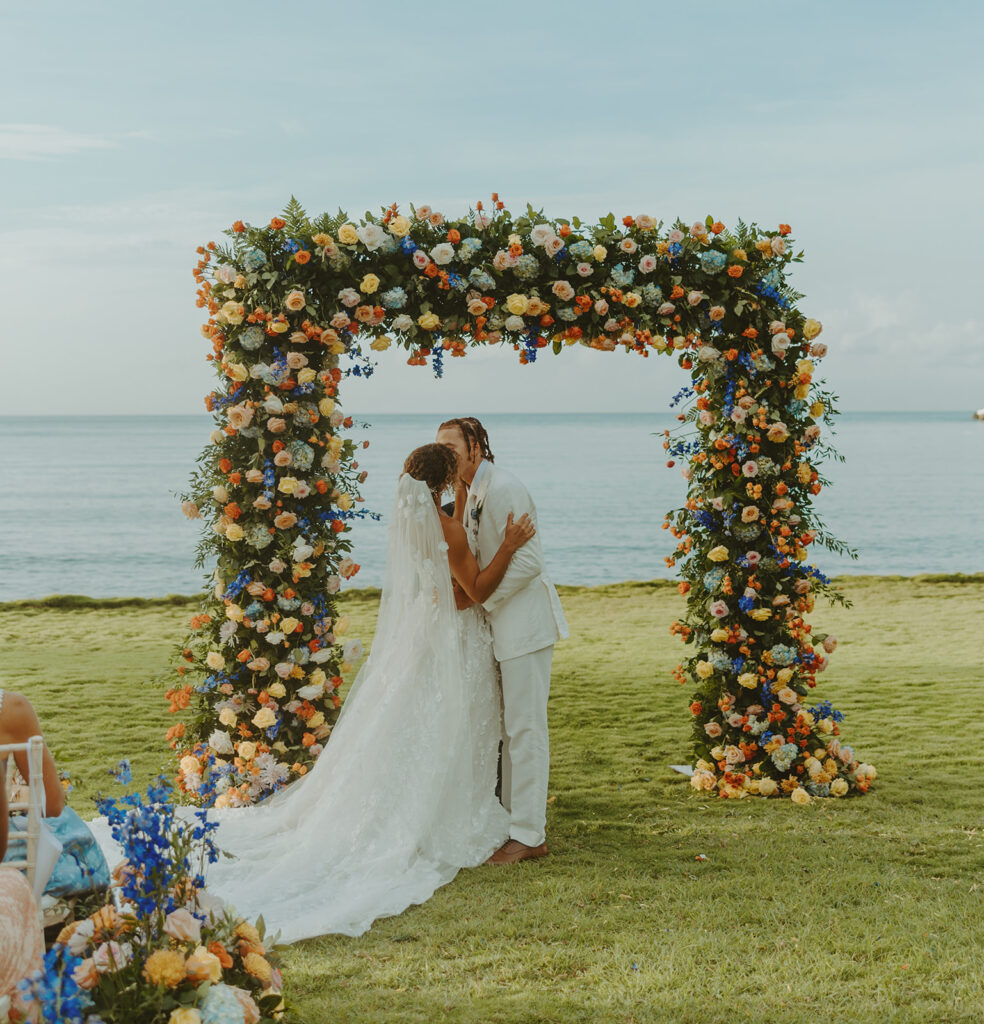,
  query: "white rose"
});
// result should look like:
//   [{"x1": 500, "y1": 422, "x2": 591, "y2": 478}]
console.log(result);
[
  {"x1": 505, "y1": 315, "x2": 526, "y2": 331},
  {"x1": 209, "y1": 730, "x2": 234, "y2": 755},
  {"x1": 356, "y1": 223, "x2": 385, "y2": 250},
  {"x1": 530, "y1": 224, "x2": 555, "y2": 246},
  {"x1": 697, "y1": 346, "x2": 720, "y2": 363},
  {"x1": 430, "y1": 243, "x2": 455, "y2": 265}
]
